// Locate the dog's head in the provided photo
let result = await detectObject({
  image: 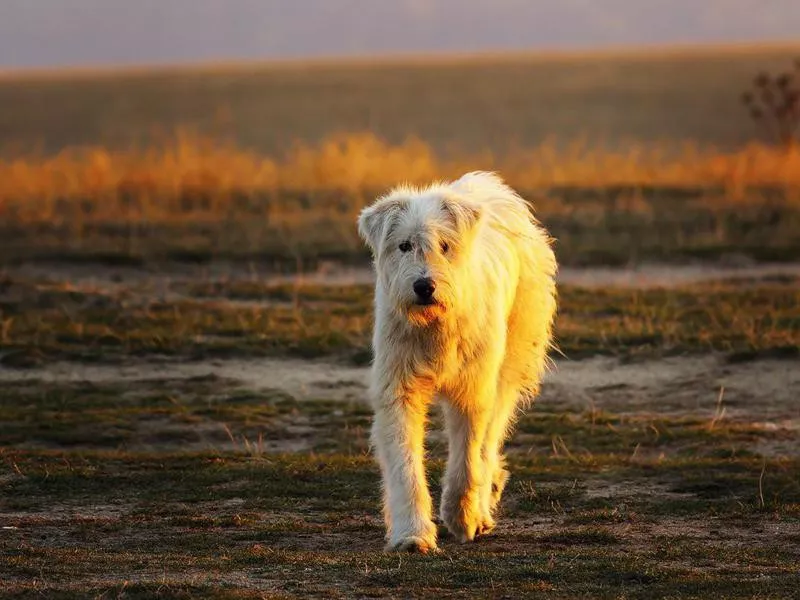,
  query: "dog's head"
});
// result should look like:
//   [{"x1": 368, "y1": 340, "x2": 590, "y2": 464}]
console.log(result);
[{"x1": 358, "y1": 181, "x2": 484, "y2": 327}]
